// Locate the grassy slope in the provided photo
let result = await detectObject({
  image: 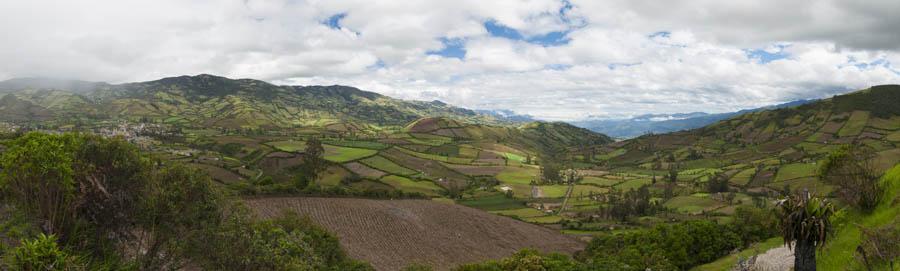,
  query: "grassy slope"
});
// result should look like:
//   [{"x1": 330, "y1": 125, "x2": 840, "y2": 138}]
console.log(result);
[
  {"x1": 692, "y1": 237, "x2": 785, "y2": 271},
  {"x1": 695, "y1": 164, "x2": 899, "y2": 270},
  {"x1": 818, "y1": 164, "x2": 900, "y2": 270}
]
